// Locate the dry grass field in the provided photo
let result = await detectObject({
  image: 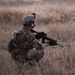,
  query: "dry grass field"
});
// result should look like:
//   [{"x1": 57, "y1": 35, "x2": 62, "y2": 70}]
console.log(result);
[{"x1": 0, "y1": 0, "x2": 75, "y2": 75}]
